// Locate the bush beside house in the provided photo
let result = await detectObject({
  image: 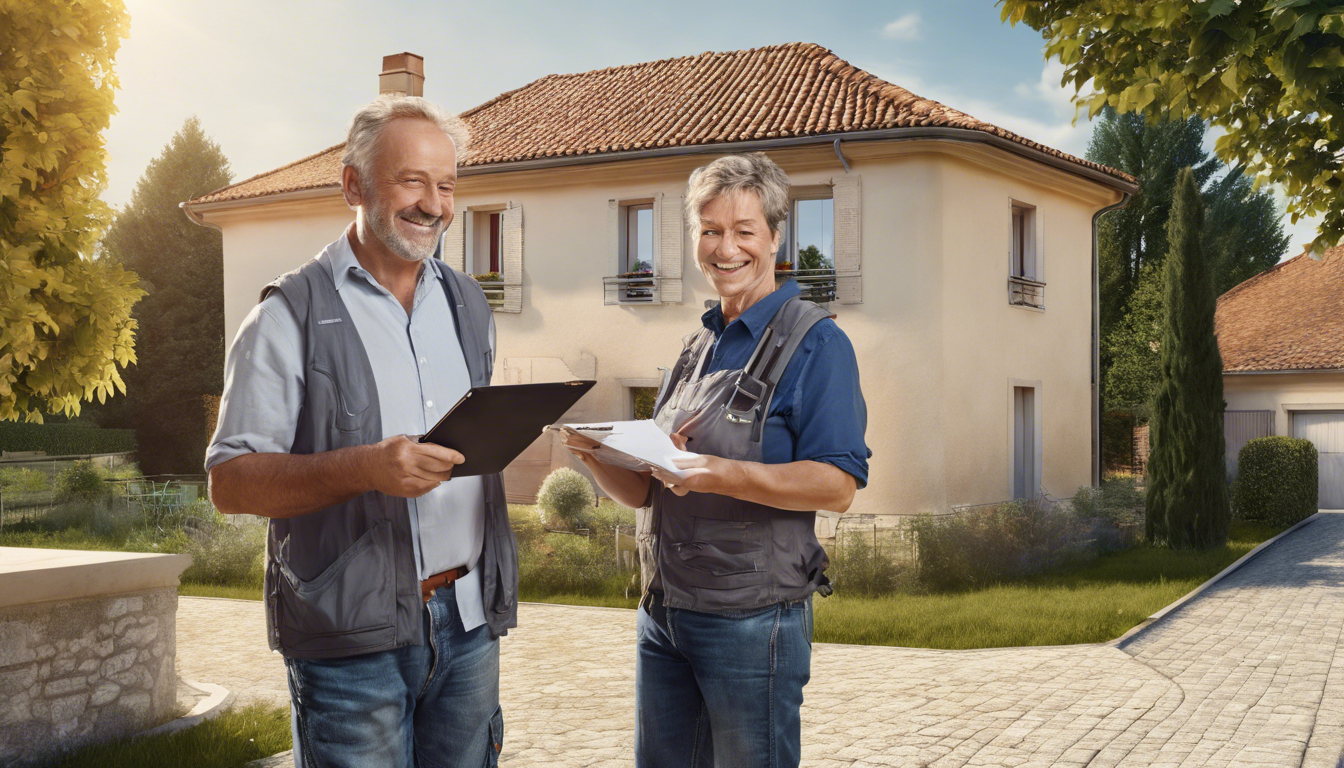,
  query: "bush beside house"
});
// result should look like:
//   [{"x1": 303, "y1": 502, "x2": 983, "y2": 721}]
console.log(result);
[{"x1": 1232, "y1": 436, "x2": 1318, "y2": 527}]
